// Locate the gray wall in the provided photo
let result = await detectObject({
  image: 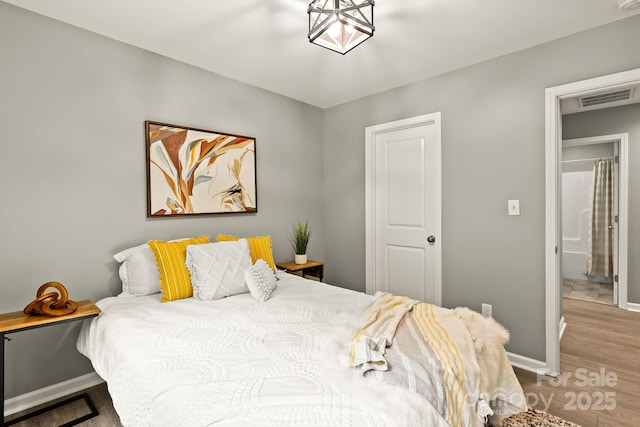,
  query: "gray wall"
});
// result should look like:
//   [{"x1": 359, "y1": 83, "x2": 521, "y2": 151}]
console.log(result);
[
  {"x1": 563, "y1": 103, "x2": 640, "y2": 302},
  {"x1": 322, "y1": 14, "x2": 640, "y2": 361},
  {"x1": 0, "y1": 2, "x2": 324, "y2": 398}
]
